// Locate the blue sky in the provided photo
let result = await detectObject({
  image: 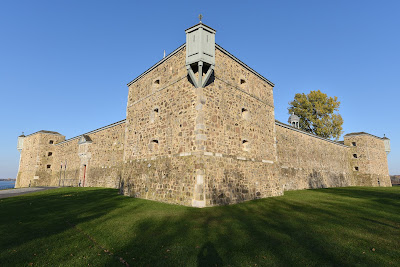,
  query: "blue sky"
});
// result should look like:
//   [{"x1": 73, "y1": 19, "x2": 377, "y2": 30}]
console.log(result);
[{"x1": 1, "y1": 0, "x2": 399, "y2": 177}]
